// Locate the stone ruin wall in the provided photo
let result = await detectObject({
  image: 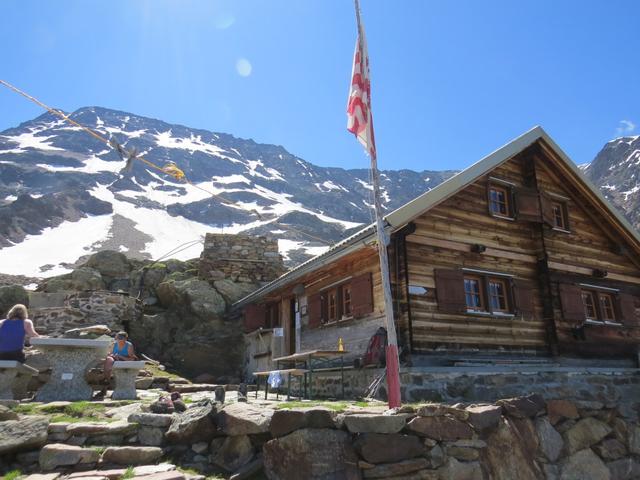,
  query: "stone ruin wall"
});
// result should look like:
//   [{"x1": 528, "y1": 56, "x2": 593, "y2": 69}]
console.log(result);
[
  {"x1": 29, "y1": 290, "x2": 141, "y2": 337},
  {"x1": 198, "y1": 233, "x2": 285, "y2": 285}
]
